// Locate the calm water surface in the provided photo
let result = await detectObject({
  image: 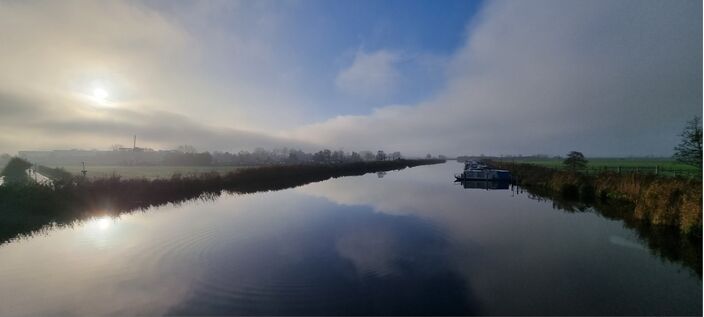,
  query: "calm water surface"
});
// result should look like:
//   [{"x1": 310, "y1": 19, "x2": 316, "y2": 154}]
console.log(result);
[{"x1": 0, "y1": 162, "x2": 700, "y2": 315}]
